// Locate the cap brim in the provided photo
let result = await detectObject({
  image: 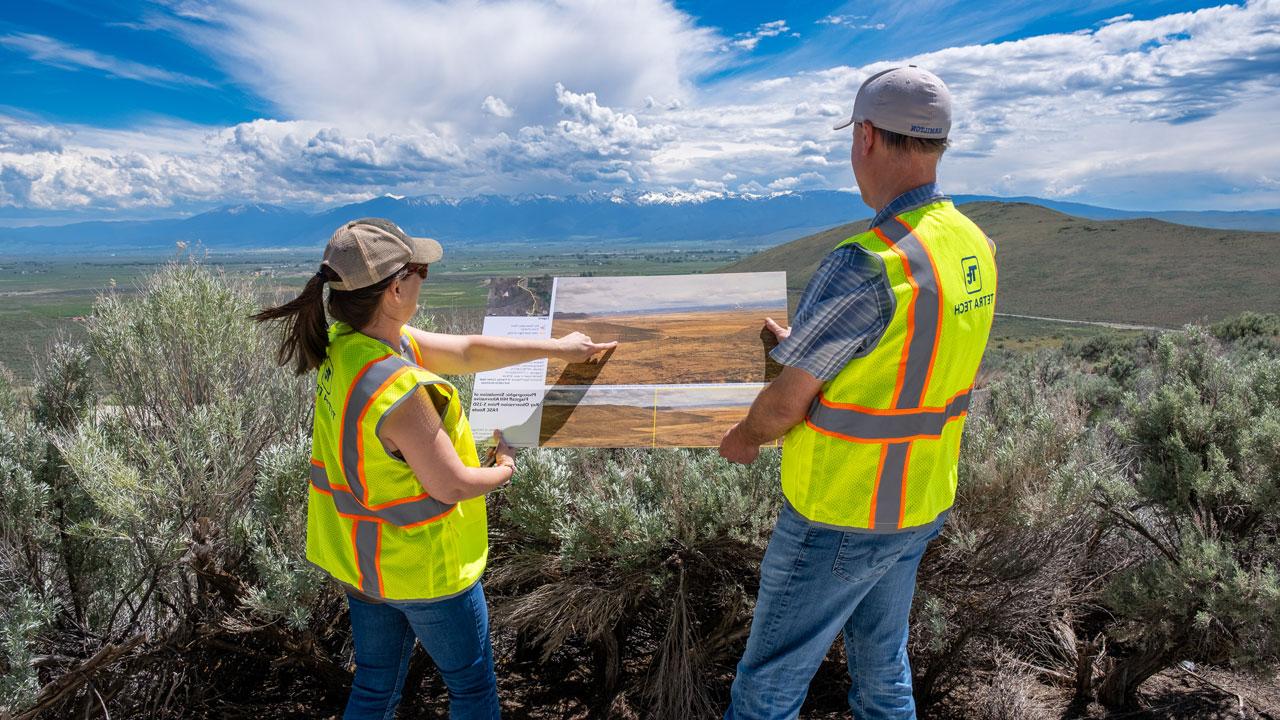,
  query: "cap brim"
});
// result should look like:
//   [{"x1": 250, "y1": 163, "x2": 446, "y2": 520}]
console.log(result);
[
  {"x1": 833, "y1": 117, "x2": 855, "y2": 131},
  {"x1": 408, "y1": 236, "x2": 444, "y2": 264}
]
